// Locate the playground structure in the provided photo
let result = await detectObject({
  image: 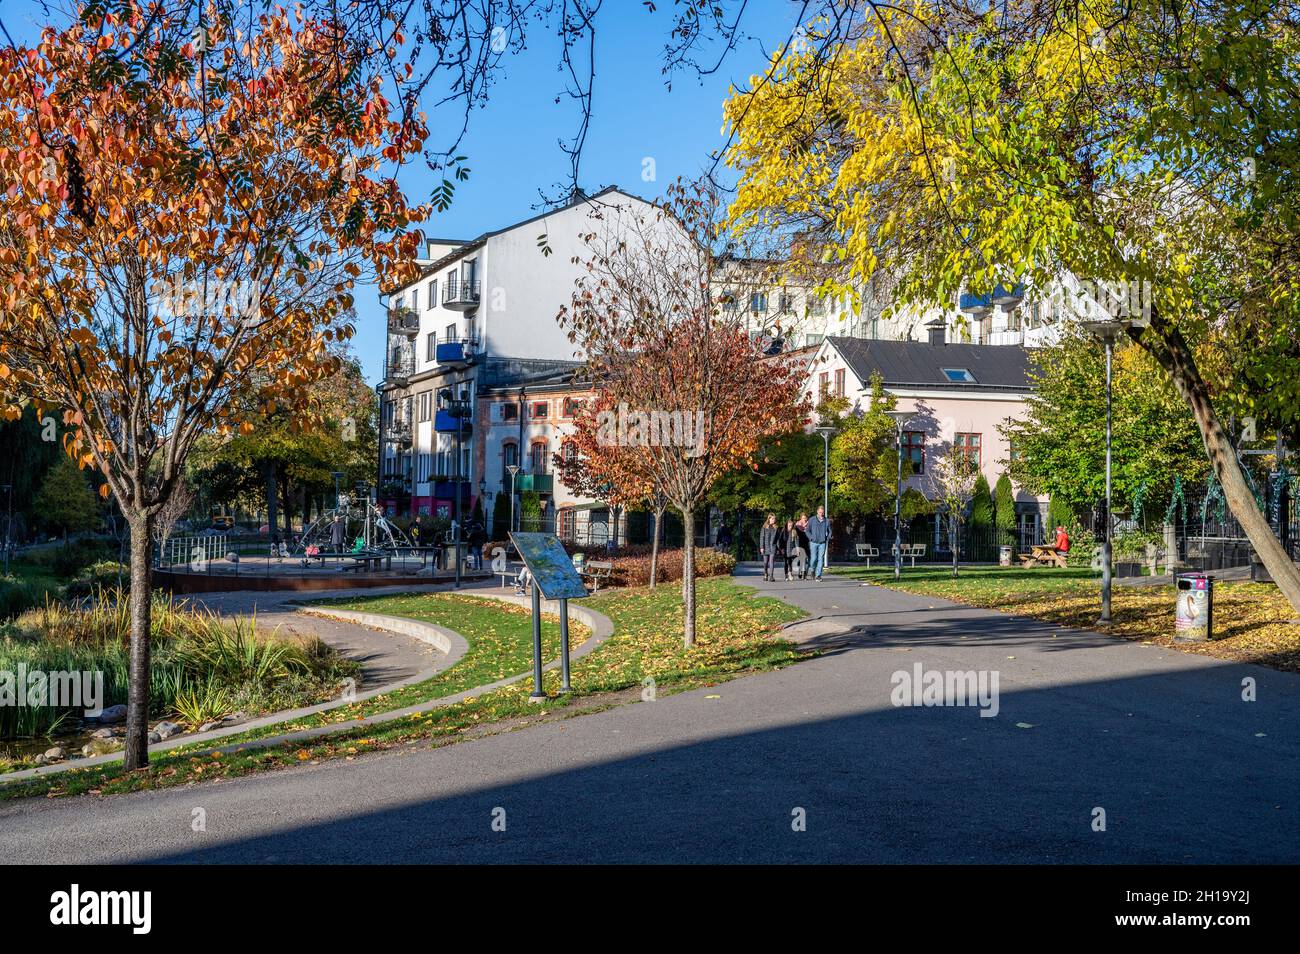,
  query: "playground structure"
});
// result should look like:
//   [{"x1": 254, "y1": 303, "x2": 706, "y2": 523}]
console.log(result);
[
  {"x1": 294, "y1": 493, "x2": 417, "y2": 558},
  {"x1": 155, "y1": 492, "x2": 491, "y2": 591}
]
